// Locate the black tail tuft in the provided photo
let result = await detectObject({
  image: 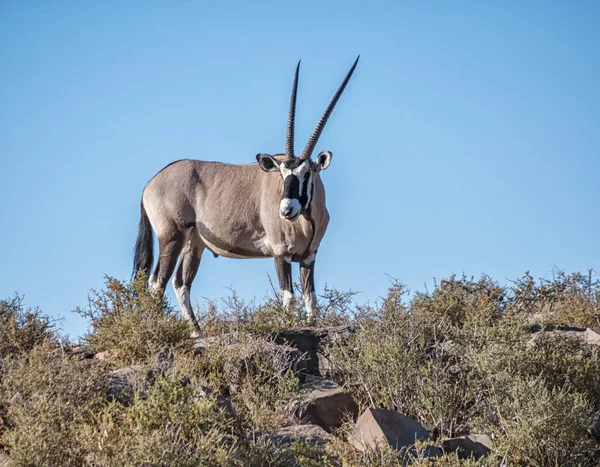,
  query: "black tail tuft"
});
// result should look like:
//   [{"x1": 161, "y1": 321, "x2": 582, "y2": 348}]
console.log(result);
[{"x1": 133, "y1": 201, "x2": 154, "y2": 278}]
